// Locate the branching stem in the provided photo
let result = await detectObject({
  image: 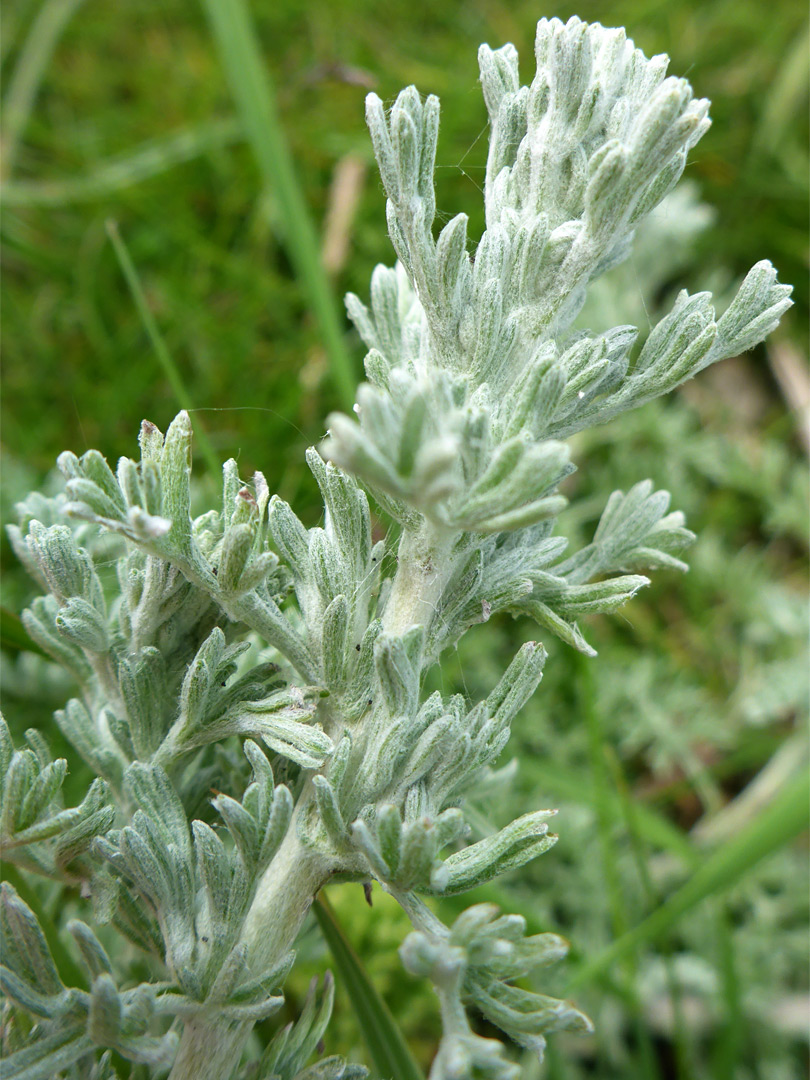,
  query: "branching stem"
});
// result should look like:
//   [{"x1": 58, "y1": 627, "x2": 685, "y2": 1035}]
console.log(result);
[{"x1": 169, "y1": 819, "x2": 334, "y2": 1080}]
